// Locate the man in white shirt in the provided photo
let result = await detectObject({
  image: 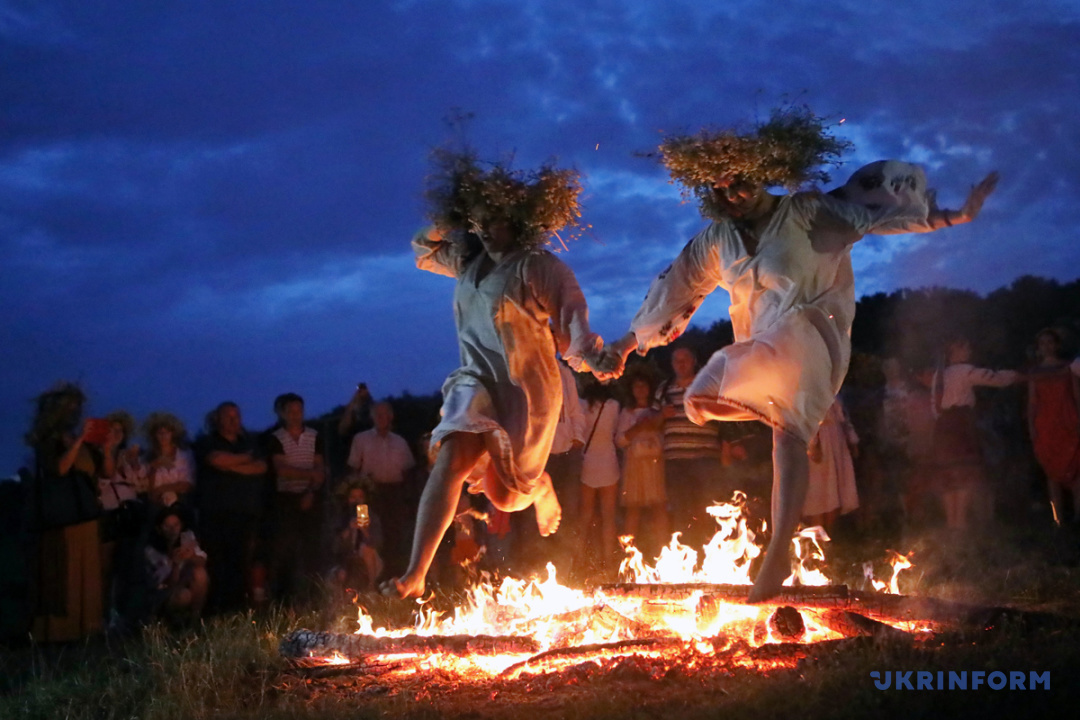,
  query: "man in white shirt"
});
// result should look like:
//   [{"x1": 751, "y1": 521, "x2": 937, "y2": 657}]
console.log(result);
[{"x1": 347, "y1": 402, "x2": 415, "y2": 578}]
